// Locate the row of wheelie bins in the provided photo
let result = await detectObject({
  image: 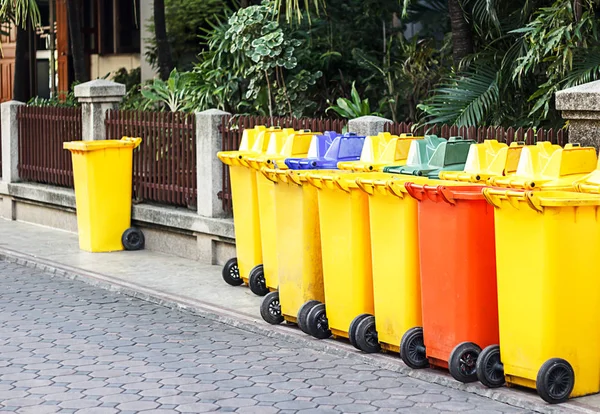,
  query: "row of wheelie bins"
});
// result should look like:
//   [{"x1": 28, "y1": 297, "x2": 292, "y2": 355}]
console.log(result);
[{"x1": 217, "y1": 127, "x2": 600, "y2": 405}]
